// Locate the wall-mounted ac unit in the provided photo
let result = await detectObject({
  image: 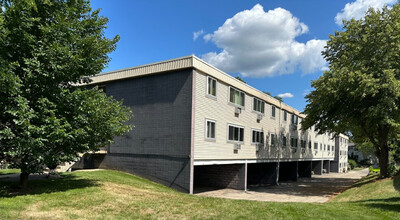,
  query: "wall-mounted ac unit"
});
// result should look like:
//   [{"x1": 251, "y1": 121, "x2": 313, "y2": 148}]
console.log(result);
[
  {"x1": 235, "y1": 107, "x2": 242, "y2": 114},
  {"x1": 234, "y1": 143, "x2": 241, "y2": 150},
  {"x1": 256, "y1": 143, "x2": 263, "y2": 151},
  {"x1": 257, "y1": 114, "x2": 263, "y2": 122}
]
